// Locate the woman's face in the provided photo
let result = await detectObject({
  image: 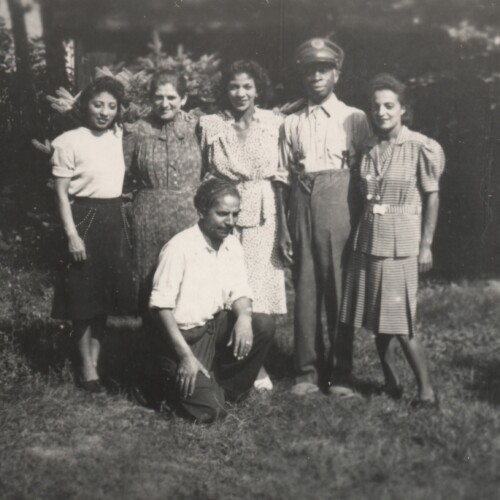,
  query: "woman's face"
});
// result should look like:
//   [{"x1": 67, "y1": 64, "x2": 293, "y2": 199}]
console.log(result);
[
  {"x1": 227, "y1": 72, "x2": 258, "y2": 113},
  {"x1": 371, "y1": 89, "x2": 405, "y2": 133},
  {"x1": 87, "y1": 91, "x2": 118, "y2": 131},
  {"x1": 151, "y1": 83, "x2": 187, "y2": 122}
]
